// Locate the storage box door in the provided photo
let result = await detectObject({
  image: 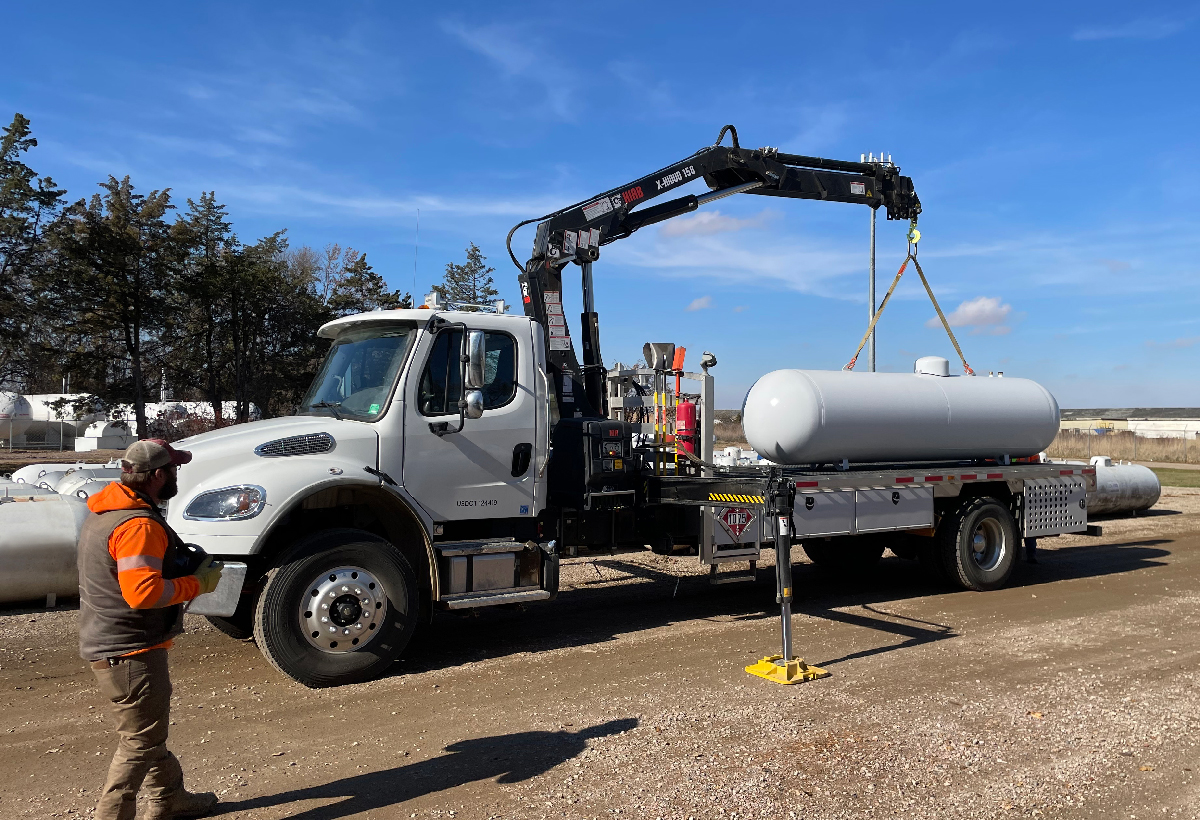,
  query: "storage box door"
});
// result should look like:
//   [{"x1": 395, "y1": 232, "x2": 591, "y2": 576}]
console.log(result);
[
  {"x1": 793, "y1": 491, "x2": 854, "y2": 537},
  {"x1": 855, "y1": 487, "x2": 934, "y2": 533}
]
